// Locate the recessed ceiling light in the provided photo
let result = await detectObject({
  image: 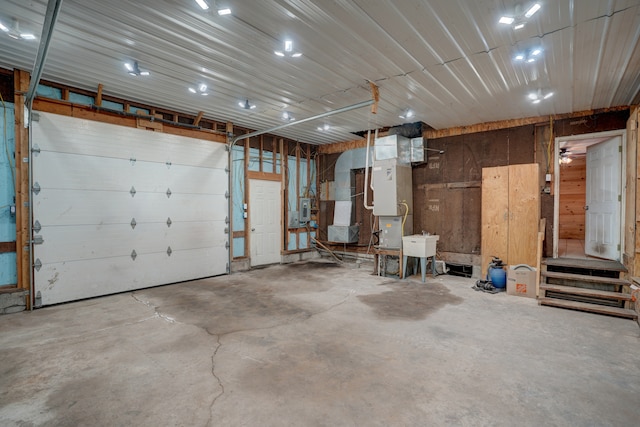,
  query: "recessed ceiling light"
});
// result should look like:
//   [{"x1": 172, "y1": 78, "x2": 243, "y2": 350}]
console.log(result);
[
  {"x1": 514, "y1": 23, "x2": 525, "y2": 30},
  {"x1": 532, "y1": 99, "x2": 541, "y2": 104},
  {"x1": 199, "y1": 83, "x2": 207, "y2": 92},
  {"x1": 291, "y1": 52, "x2": 302, "y2": 58},
  {"x1": 188, "y1": 87, "x2": 197, "y2": 94},
  {"x1": 528, "y1": 93, "x2": 538, "y2": 100},
  {"x1": 543, "y1": 92, "x2": 554, "y2": 99},
  {"x1": 499, "y1": 16, "x2": 515, "y2": 25},
  {"x1": 0, "y1": 22, "x2": 9, "y2": 32},
  {"x1": 124, "y1": 63, "x2": 134, "y2": 72},
  {"x1": 399, "y1": 109, "x2": 415, "y2": 119},
  {"x1": 195, "y1": 0, "x2": 209, "y2": 10},
  {"x1": 282, "y1": 111, "x2": 295, "y2": 121},
  {"x1": 531, "y1": 48, "x2": 542, "y2": 56},
  {"x1": 217, "y1": 8, "x2": 231, "y2": 16},
  {"x1": 514, "y1": 54, "x2": 525, "y2": 61},
  {"x1": 317, "y1": 124, "x2": 330, "y2": 131},
  {"x1": 525, "y1": 3, "x2": 541, "y2": 18},
  {"x1": 284, "y1": 40, "x2": 293, "y2": 52},
  {"x1": 274, "y1": 51, "x2": 285, "y2": 57}
]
